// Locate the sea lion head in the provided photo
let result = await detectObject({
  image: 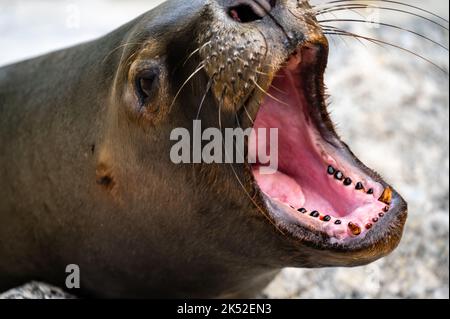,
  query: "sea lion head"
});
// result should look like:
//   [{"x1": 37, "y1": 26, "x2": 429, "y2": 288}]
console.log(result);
[{"x1": 97, "y1": 0, "x2": 407, "y2": 292}]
